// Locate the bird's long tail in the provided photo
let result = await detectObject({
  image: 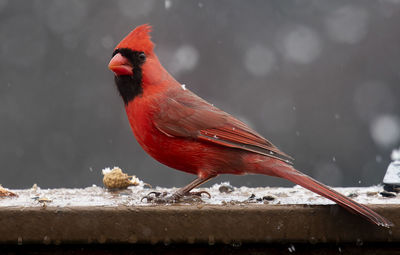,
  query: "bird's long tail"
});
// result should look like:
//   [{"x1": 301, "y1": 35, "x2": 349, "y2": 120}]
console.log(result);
[{"x1": 257, "y1": 160, "x2": 393, "y2": 228}]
